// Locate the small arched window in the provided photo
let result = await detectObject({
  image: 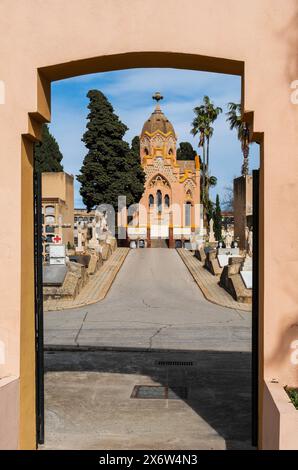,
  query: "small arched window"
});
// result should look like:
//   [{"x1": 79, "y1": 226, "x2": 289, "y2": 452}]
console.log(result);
[
  {"x1": 149, "y1": 194, "x2": 154, "y2": 207},
  {"x1": 45, "y1": 215, "x2": 55, "y2": 224},
  {"x1": 45, "y1": 205, "x2": 55, "y2": 215},
  {"x1": 185, "y1": 201, "x2": 192, "y2": 227},
  {"x1": 164, "y1": 194, "x2": 170, "y2": 207},
  {"x1": 168, "y1": 148, "x2": 173, "y2": 155},
  {"x1": 157, "y1": 190, "x2": 162, "y2": 213},
  {"x1": 186, "y1": 189, "x2": 193, "y2": 200},
  {"x1": 144, "y1": 147, "x2": 149, "y2": 156}
]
